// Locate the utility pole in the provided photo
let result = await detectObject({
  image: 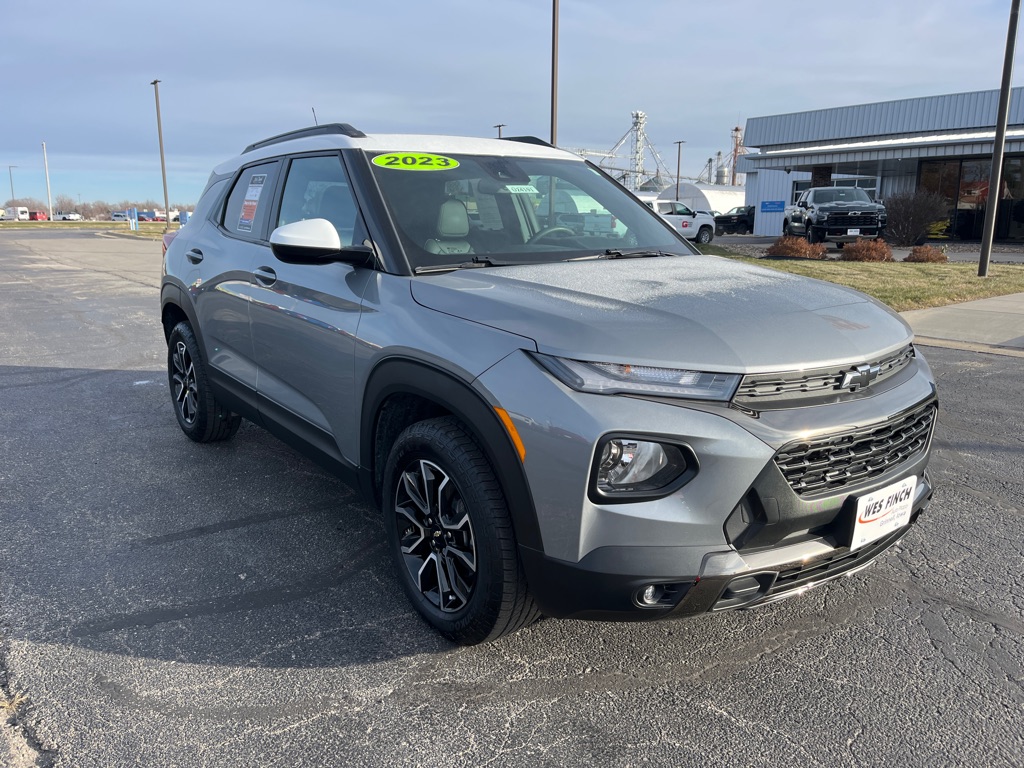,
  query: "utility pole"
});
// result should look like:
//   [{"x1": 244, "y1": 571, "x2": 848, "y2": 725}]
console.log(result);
[
  {"x1": 550, "y1": 0, "x2": 559, "y2": 146},
  {"x1": 674, "y1": 140, "x2": 685, "y2": 199},
  {"x1": 494, "y1": 123, "x2": 506, "y2": 138},
  {"x1": 980, "y1": 0, "x2": 1021, "y2": 278},
  {"x1": 151, "y1": 79, "x2": 171, "y2": 233},
  {"x1": 7, "y1": 166, "x2": 15, "y2": 203},
  {"x1": 42, "y1": 142, "x2": 53, "y2": 220}
]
